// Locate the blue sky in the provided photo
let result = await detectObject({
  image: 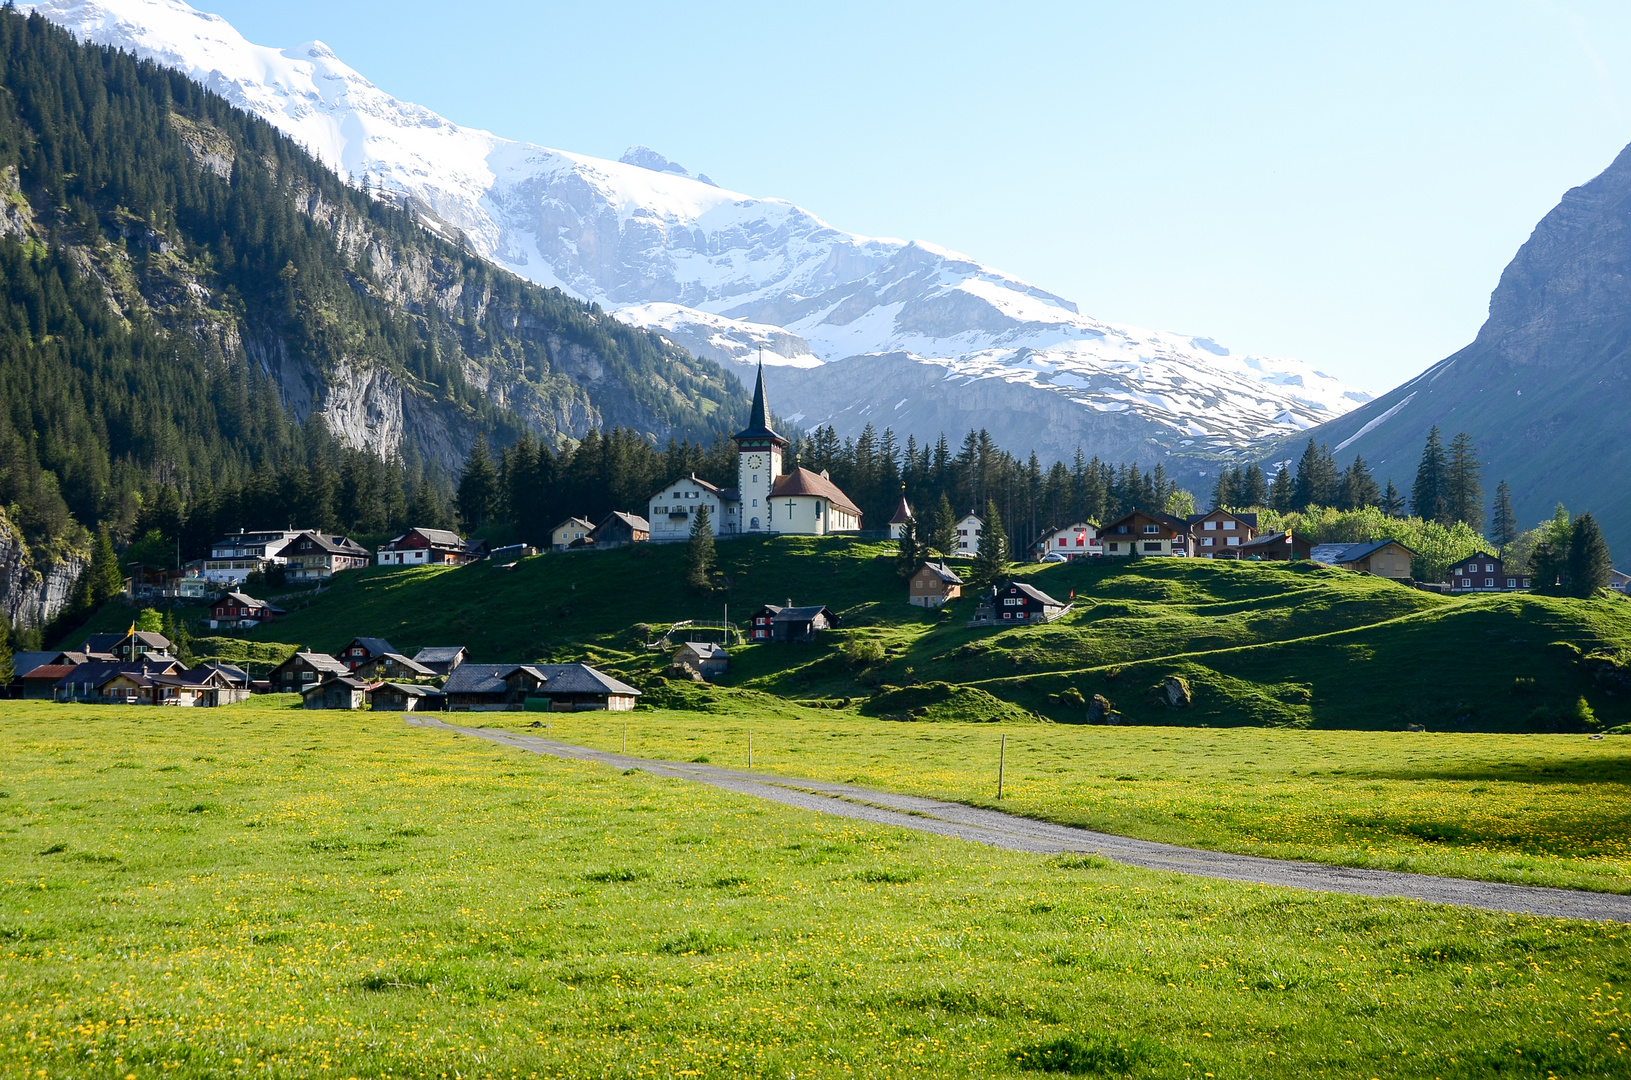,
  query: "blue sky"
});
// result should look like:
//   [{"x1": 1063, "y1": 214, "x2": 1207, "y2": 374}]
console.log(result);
[{"x1": 204, "y1": 1, "x2": 1631, "y2": 394}]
